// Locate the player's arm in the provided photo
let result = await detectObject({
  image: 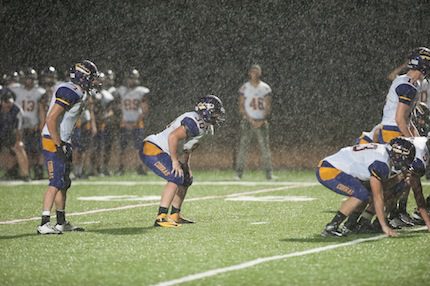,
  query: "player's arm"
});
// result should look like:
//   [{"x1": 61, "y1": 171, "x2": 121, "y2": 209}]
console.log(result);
[
  {"x1": 88, "y1": 97, "x2": 97, "y2": 136},
  {"x1": 238, "y1": 94, "x2": 248, "y2": 120},
  {"x1": 38, "y1": 95, "x2": 47, "y2": 131},
  {"x1": 387, "y1": 62, "x2": 408, "y2": 81},
  {"x1": 370, "y1": 176, "x2": 397, "y2": 237},
  {"x1": 395, "y1": 103, "x2": 413, "y2": 137},
  {"x1": 395, "y1": 84, "x2": 417, "y2": 137},
  {"x1": 46, "y1": 104, "x2": 65, "y2": 146},
  {"x1": 408, "y1": 174, "x2": 430, "y2": 231},
  {"x1": 168, "y1": 126, "x2": 187, "y2": 177},
  {"x1": 264, "y1": 93, "x2": 272, "y2": 119},
  {"x1": 15, "y1": 109, "x2": 24, "y2": 143},
  {"x1": 369, "y1": 161, "x2": 397, "y2": 236}
]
